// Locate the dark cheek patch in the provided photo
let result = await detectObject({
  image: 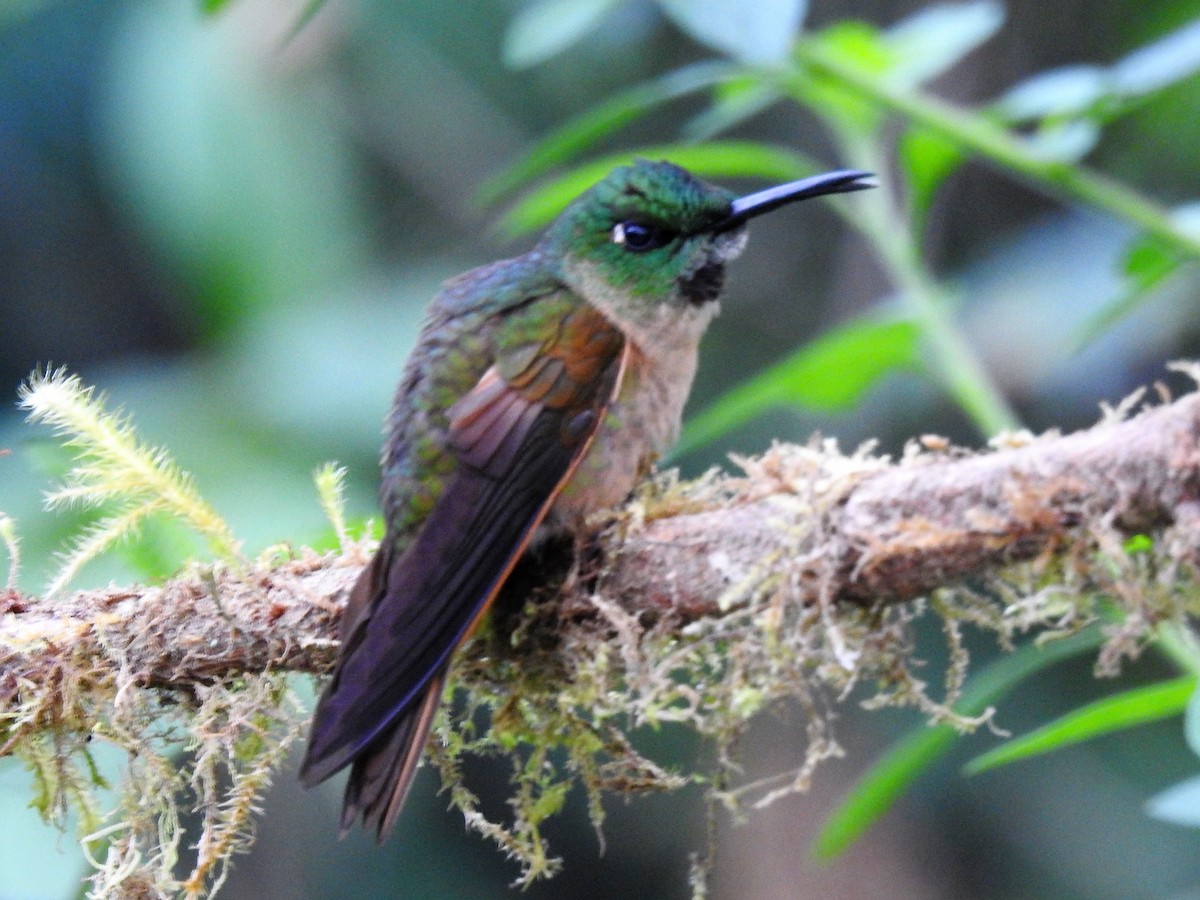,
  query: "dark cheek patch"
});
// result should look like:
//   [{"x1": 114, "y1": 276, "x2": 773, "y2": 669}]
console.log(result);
[{"x1": 679, "y1": 263, "x2": 725, "y2": 306}]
